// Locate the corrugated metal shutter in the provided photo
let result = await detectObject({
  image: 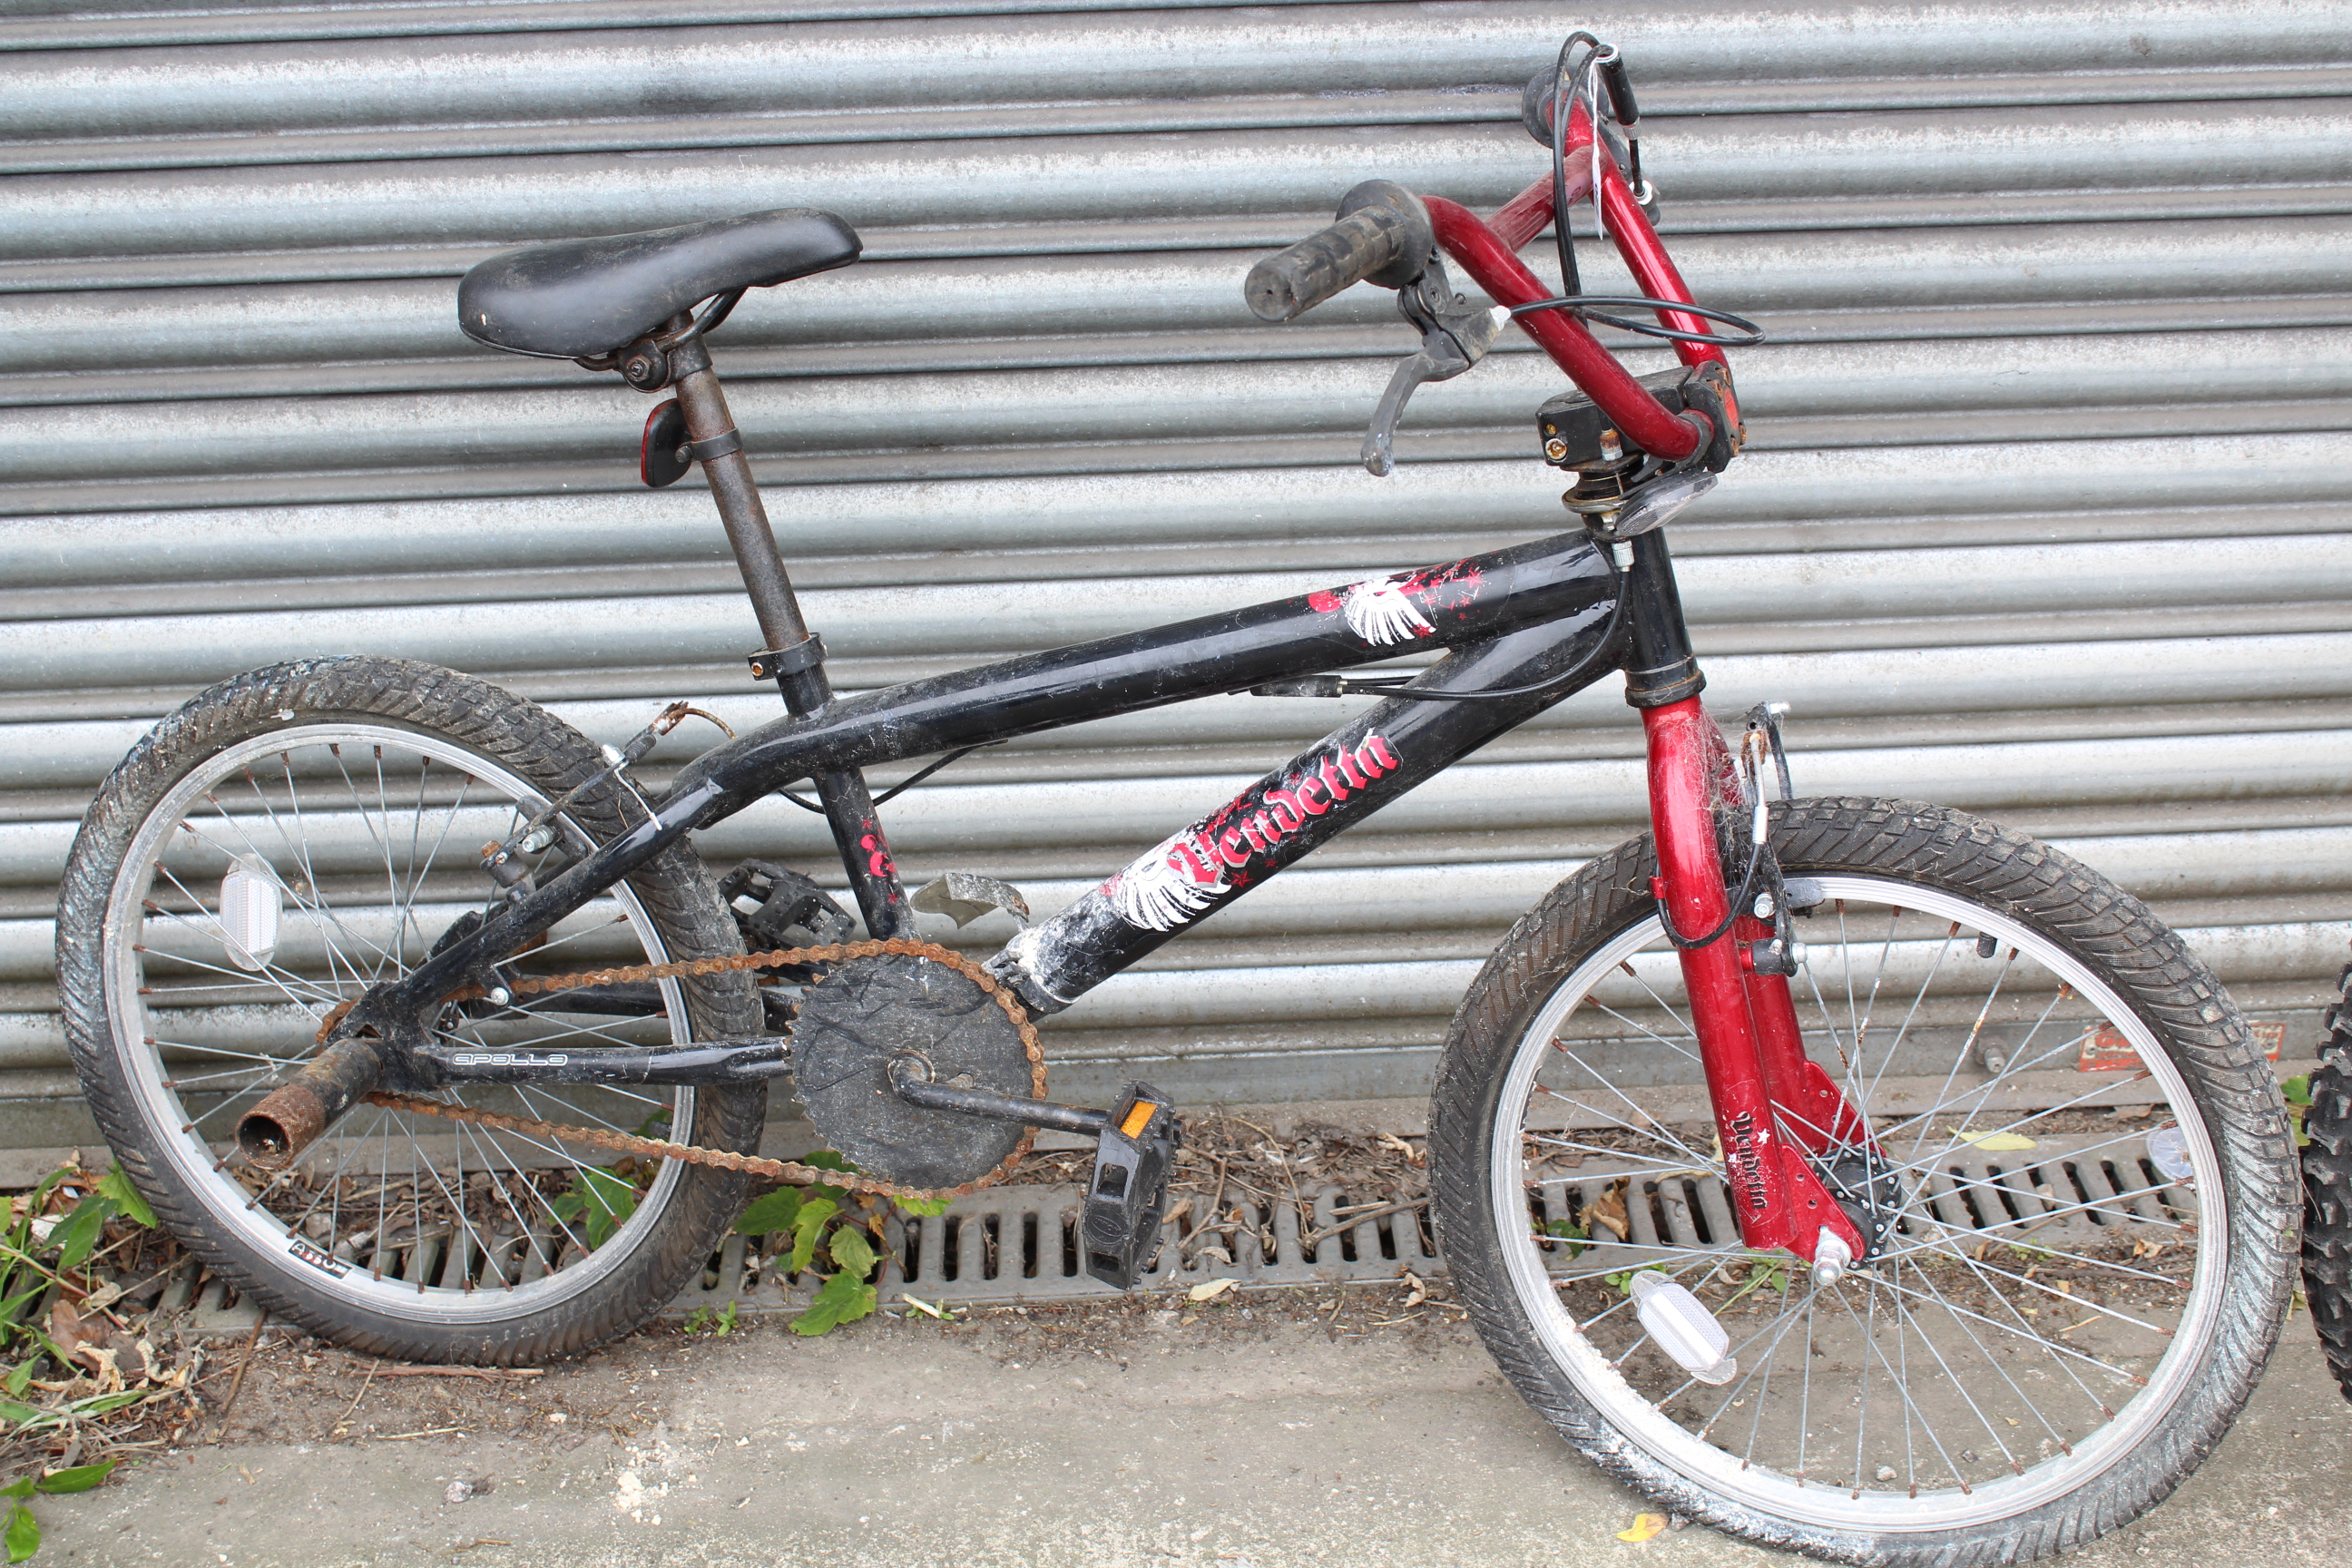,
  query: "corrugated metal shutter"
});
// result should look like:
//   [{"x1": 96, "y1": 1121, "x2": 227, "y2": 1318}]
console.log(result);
[{"x1": 5, "y1": 0, "x2": 2349, "y2": 1158}]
